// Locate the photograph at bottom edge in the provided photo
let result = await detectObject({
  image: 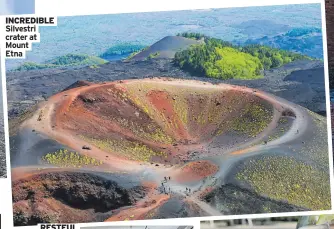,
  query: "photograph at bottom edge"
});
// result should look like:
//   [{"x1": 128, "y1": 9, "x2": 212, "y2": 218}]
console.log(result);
[
  {"x1": 81, "y1": 226, "x2": 194, "y2": 229},
  {"x1": 7, "y1": 1, "x2": 332, "y2": 227},
  {"x1": 201, "y1": 215, "x2": 334, "y2": 229}
]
